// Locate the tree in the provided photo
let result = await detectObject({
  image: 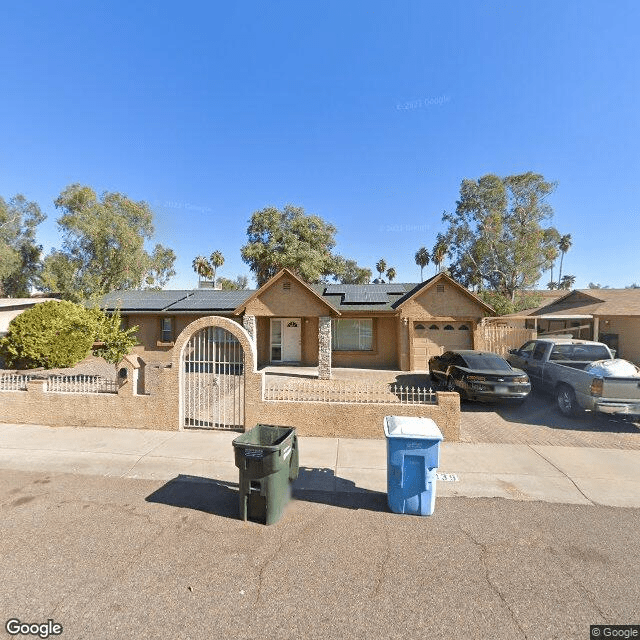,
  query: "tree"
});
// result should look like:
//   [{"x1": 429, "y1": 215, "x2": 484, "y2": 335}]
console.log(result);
[
  {"x1": 241, "y1": 205, "x2": 353, "y2": 286},
  {"x1": 209, "y1": 251, "x2": 224, "y2": 283},
  {"x1": 559, "y1": 274, "x2": 576, "y2": 290},
  {"x1": 432, "y1": 234, "x2": 448, "y2": 274},
  {"x1": 542, "y1": 228, "x2": 561, "y2": 289},
  {"x1": 386, "y1": 267, "x2": 397, "y2": 282},
  {"x1": 89, "y1": 307, "x2": 139, "y2": 373},
  {"x1": 478, "y1": 290, "x2": 543, "y2": 316},
  {"x1": 414, "y1": 247, "x2": 430, "y2": 281},
  {"x1": 40, "y1": 184, "x2": 176, "y2": 302},
  {"x1": 332, "y1": 257, "x2": 371, "y2": 284},
  {"x1": 192, "y1": 256, "x2": 213, "y2": 284},
  {"x1": 557, "y1": 234, "x2": 572, "y2": 284},
  {"x1": 0, "y1": 194, "x2": 45, "y2": 296},
  {"x1": 0, "y1": 301, "x2": 97, "y2": 368},
  {"x1": 375, "y1": 259, "x2": 387, "y2": 280},
  {"x1": 442, "y1": 172, "x2": 559, "y2": 302},
  {"x1": 217, "y1": 275, "x2": 249, "y2": 290}
]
